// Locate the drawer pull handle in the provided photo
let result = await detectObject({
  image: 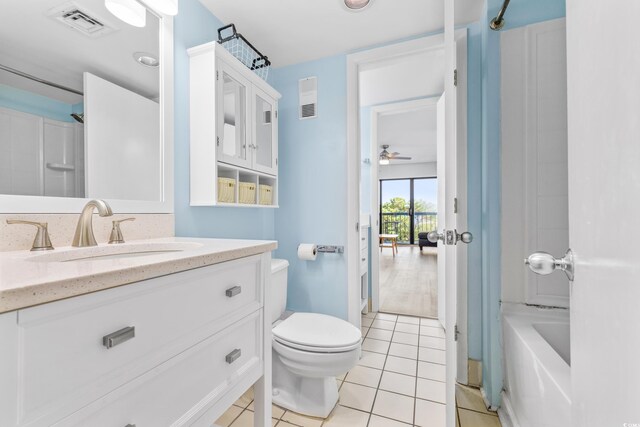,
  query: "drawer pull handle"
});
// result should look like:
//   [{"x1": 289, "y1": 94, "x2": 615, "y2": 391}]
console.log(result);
[
  {"x1": 226, "y1": 348, "x2": 242, "y2": 364},
  {"x1": 225, "y1": 285, "x2": 242, "y2": 298},
  {"x1": 362, "y1": 258, "x2": 366, "y2": 262},
  {"x1": 103, "y1": 326, "x2": 135, "y2": 349}
]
